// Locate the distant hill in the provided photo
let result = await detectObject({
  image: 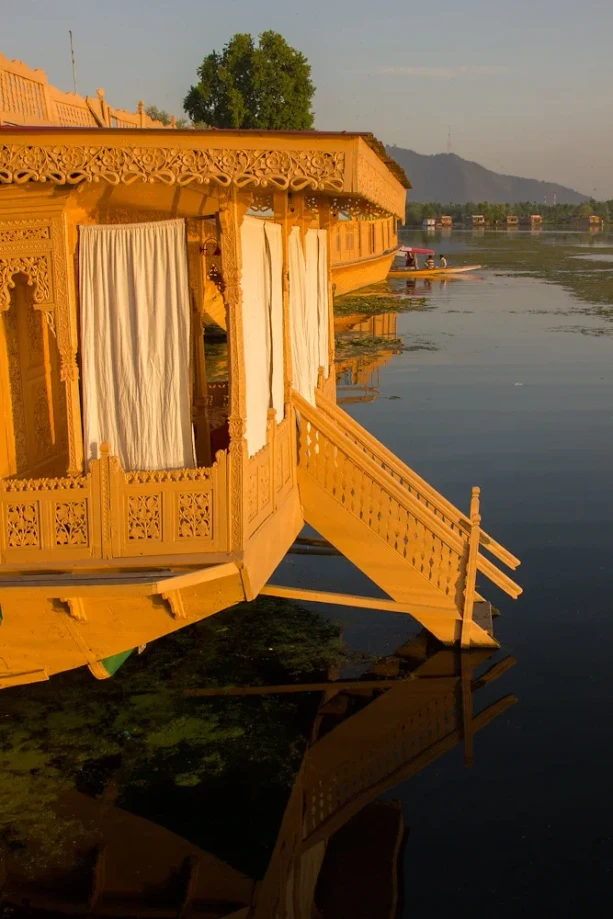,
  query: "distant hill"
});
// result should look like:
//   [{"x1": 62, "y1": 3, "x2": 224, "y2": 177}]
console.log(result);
[{"x1": 385, "y1": 146, "x2": 588, "y2": 205}]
